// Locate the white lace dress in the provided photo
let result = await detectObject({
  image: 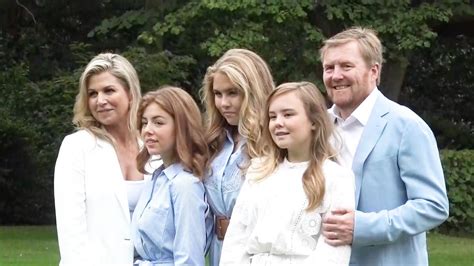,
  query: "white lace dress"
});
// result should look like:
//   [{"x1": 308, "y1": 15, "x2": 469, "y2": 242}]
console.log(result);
[{"x1": 221, "y1": 158, "x2": 355, "y2": 265}]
